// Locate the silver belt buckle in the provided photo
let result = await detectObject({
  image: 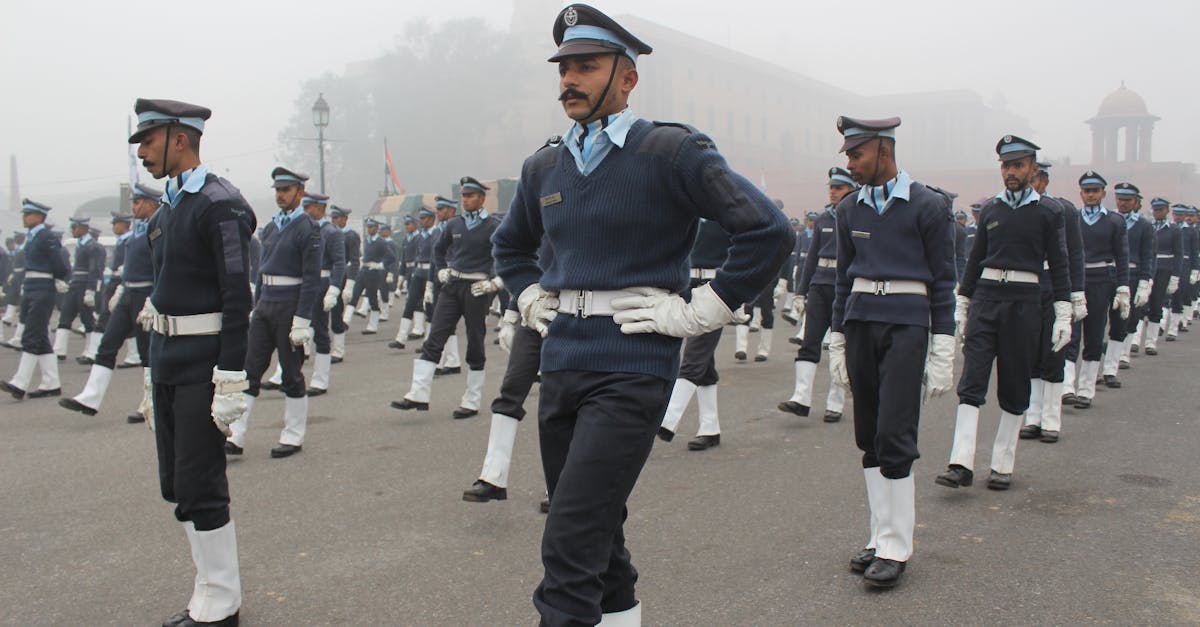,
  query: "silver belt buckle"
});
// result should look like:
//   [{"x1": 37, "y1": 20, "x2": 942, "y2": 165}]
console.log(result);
[
  {"x1": 574, "y1": 290, "x2": 590, "y2": 318},
  {"x1": 998, "y1": 270, "x2": 1010, "y2": 284},
  {"x1": 874, "y1": 281, "x2": 889, "y2": 296}
]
